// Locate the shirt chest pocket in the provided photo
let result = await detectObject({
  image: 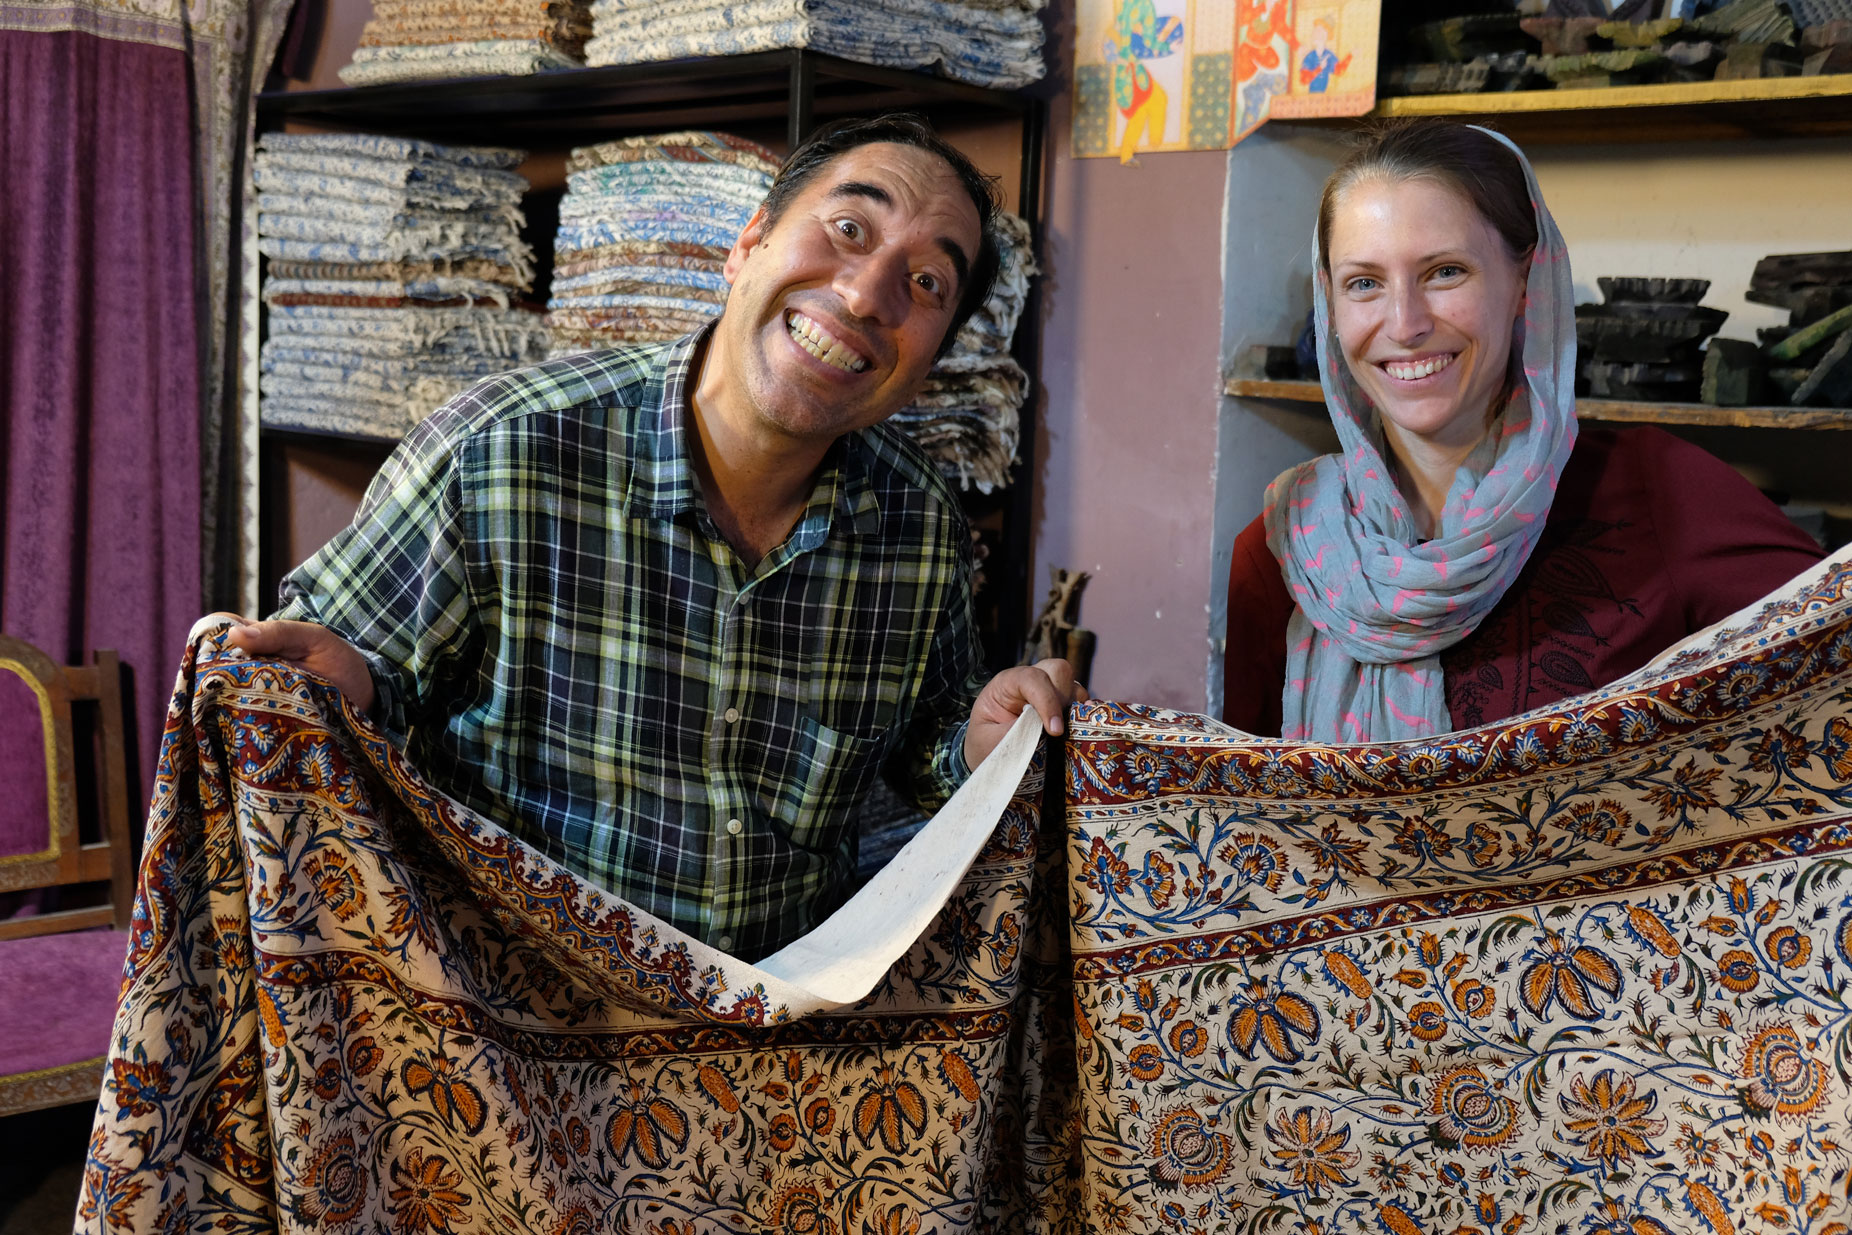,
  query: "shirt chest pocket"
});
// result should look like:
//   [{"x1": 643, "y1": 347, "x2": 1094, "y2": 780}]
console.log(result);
[{"x1": 754, "y1": 712, "x2": 888, "y2": 851}]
